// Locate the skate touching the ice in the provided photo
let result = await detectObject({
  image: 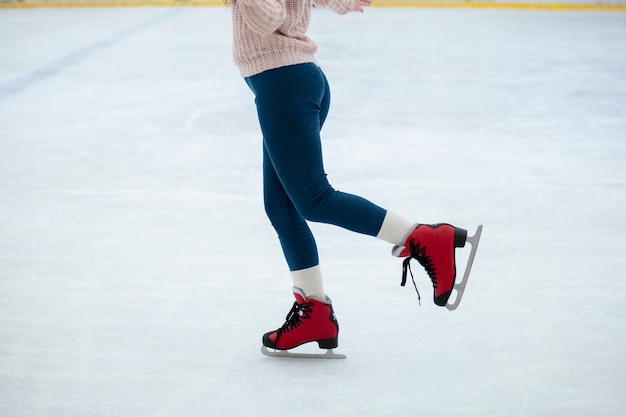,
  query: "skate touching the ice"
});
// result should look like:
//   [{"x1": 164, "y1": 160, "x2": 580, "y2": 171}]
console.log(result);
[{"x1": 229, "y1": 0, "x2": 483, "y2": 359}]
